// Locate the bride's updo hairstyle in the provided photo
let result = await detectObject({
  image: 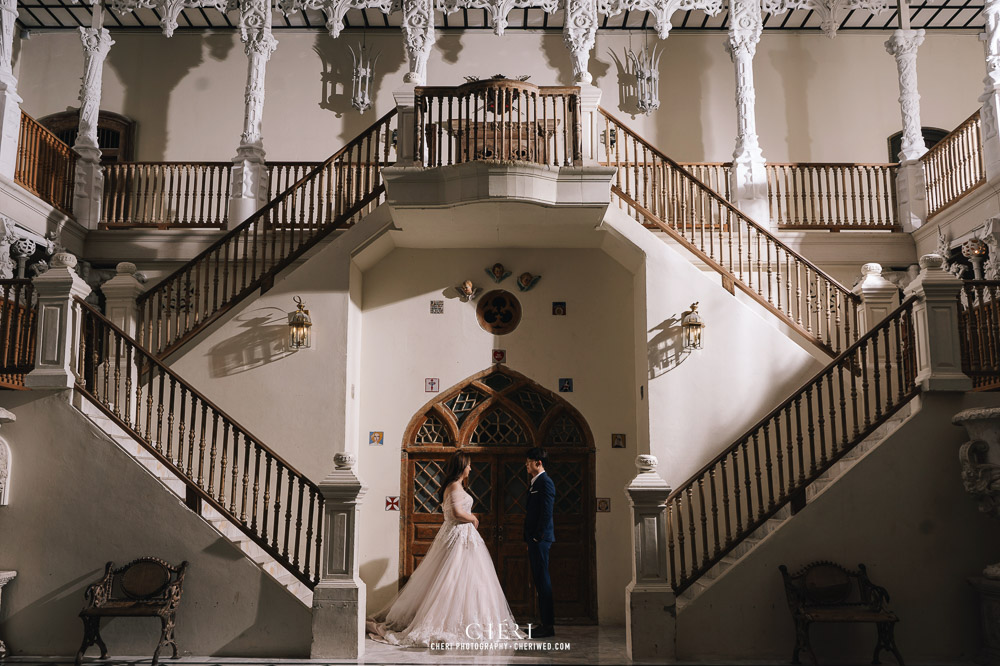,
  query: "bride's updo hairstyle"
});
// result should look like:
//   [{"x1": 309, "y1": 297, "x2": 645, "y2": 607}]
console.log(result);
[{"x1": 438, "y1": 451, "x2": 471, "y2": 506}]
